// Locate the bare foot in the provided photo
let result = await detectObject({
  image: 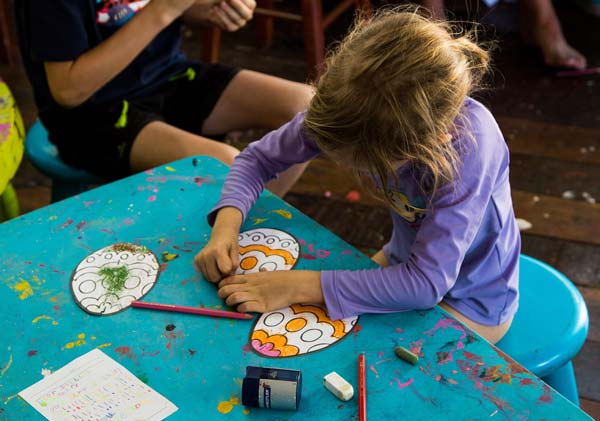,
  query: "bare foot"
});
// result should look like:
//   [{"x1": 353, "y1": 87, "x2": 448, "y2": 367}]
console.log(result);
[
  {"x1": 537, "y1": 32, "x2": 587, "y2": 69},
  {"x1": 522, "y1": 17, "x2": 587, "y2": 69}
]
